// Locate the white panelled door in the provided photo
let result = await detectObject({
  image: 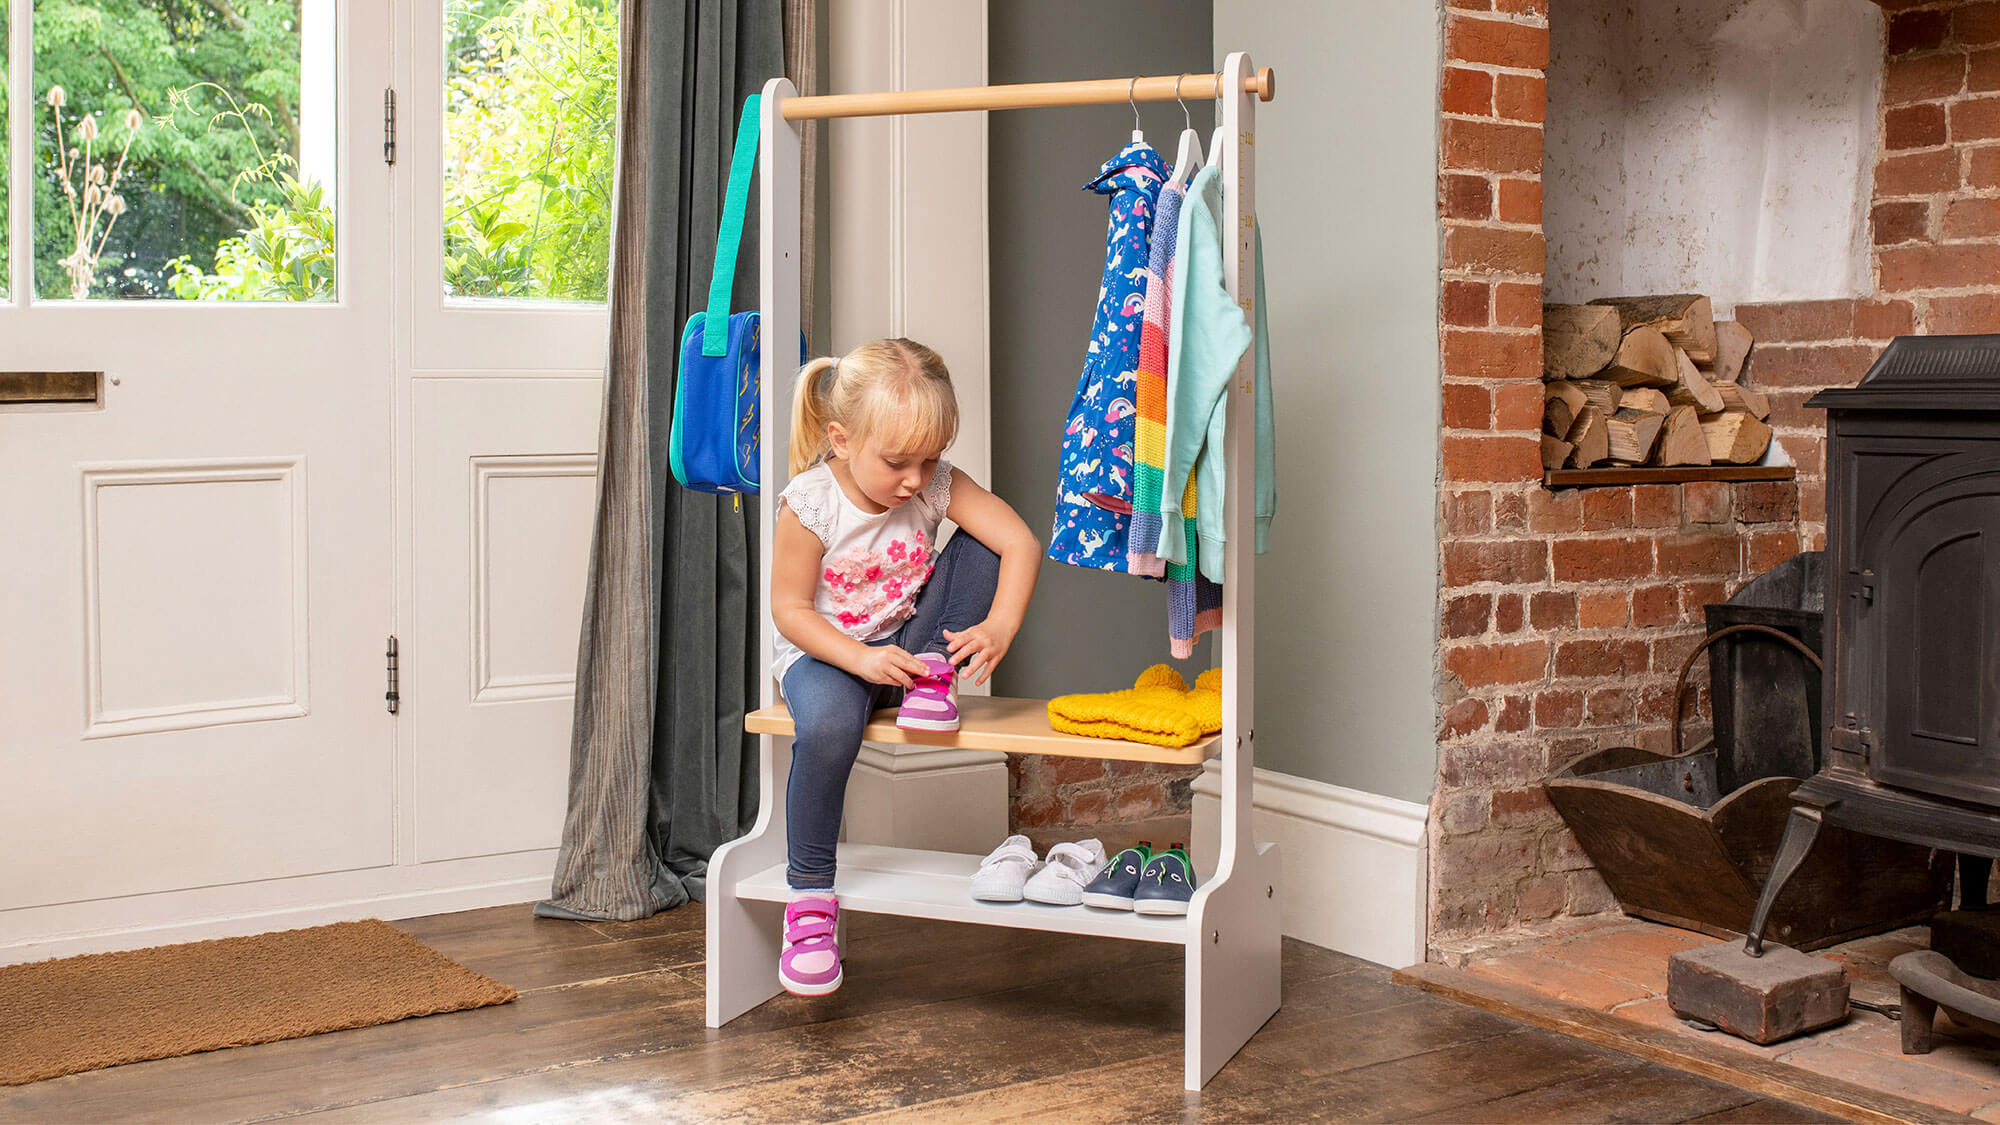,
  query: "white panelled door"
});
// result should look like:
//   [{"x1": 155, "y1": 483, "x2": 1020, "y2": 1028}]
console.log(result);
[
  {"x1": 395, "y1": 0, "x2": 608, "y2": 864},
  {"x1": 0, "y1": 0, "x2": 613, "y2": 954},
  {"x1": 0, "y1": 4, "x2": 396, "y2": 914}
]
